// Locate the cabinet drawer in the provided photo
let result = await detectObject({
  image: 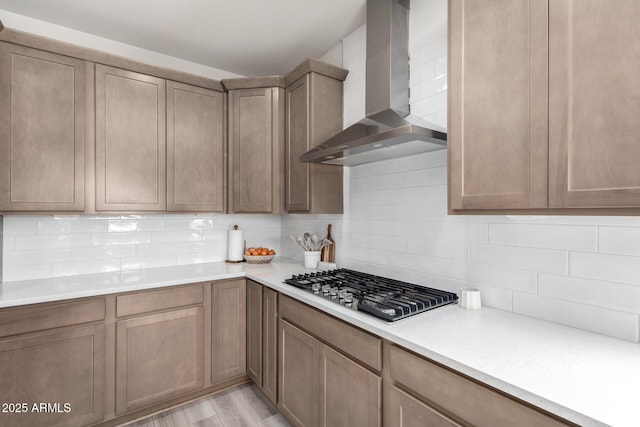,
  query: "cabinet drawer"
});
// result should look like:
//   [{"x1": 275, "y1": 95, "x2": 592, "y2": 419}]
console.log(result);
[
  {"x1": 389, "y1": 345, "x2": 570, "y2": 427},
  {"x1": 117, "y1": 284, "x2": 204, "y2": 317},
  {"x1": 0, "y1": 298, "x2": 105, "y2": 338},
  {"x1": 280, "y1": 295, "x2": 381, "y2": 371}
]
